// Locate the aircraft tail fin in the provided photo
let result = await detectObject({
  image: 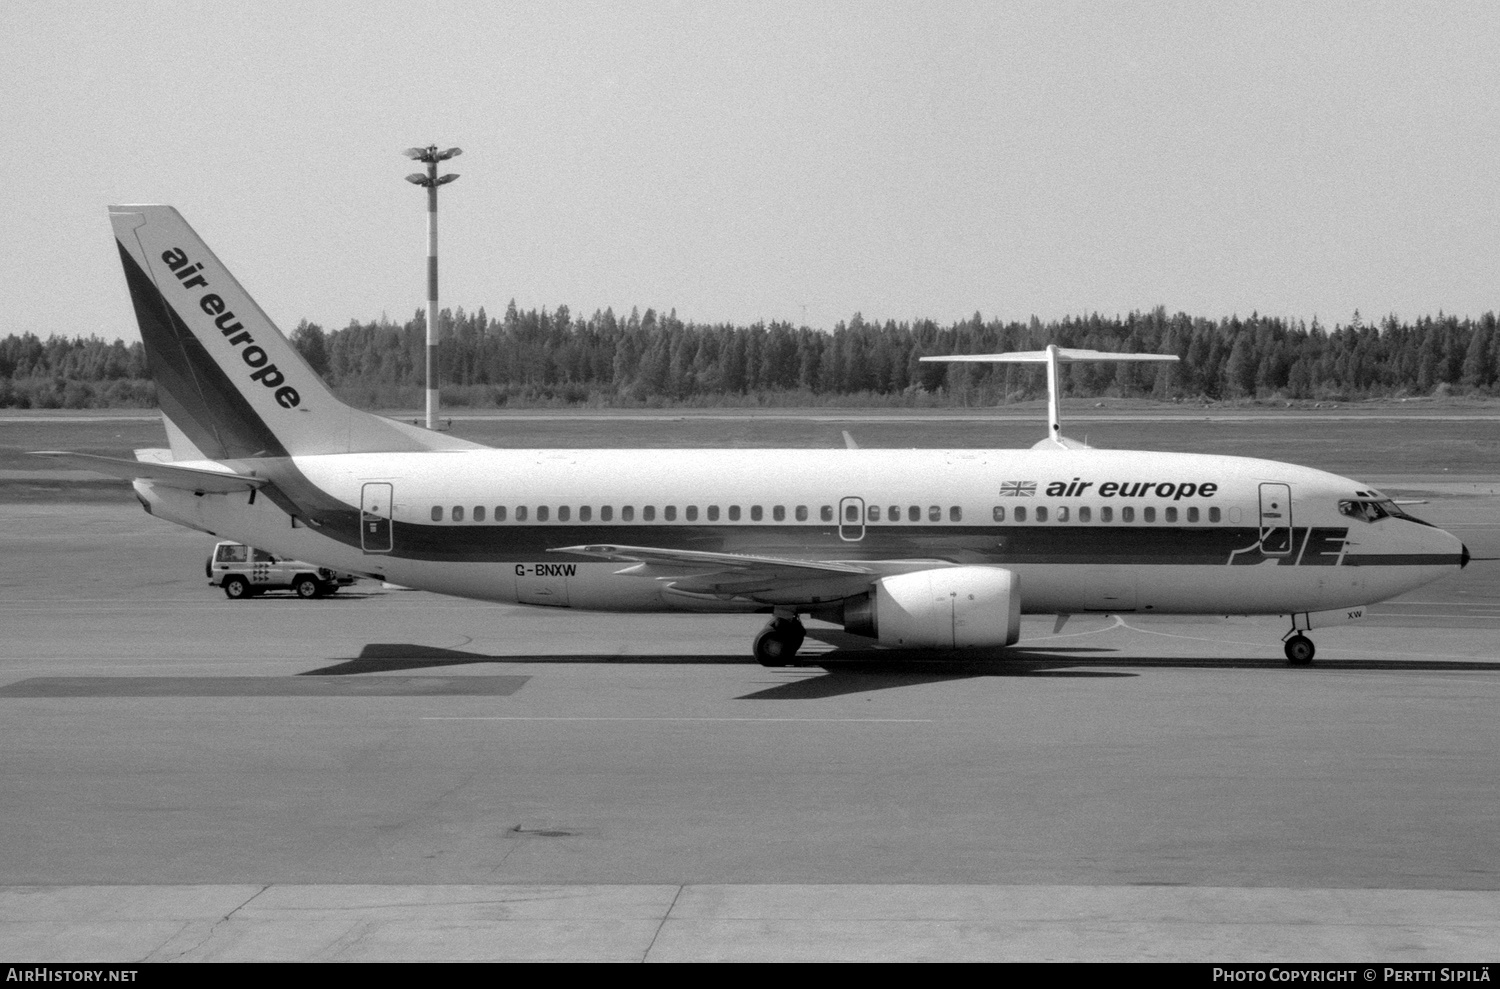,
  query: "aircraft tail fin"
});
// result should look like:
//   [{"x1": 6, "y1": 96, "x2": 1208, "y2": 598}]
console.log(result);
[
  {"x1": 108, "y1": 205, "x2": 480, "y2": 460},
  {"x1": 920, "y1": 344, "x2": 1178, "y2": 448}
]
